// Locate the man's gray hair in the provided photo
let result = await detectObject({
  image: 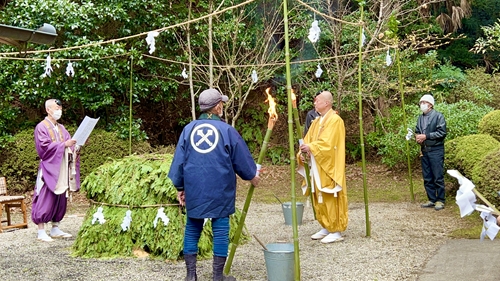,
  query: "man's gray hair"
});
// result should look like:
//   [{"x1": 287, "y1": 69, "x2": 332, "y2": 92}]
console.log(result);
[{"x1": 45, "y1": 99, "x2": 56, "y2": 110}]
